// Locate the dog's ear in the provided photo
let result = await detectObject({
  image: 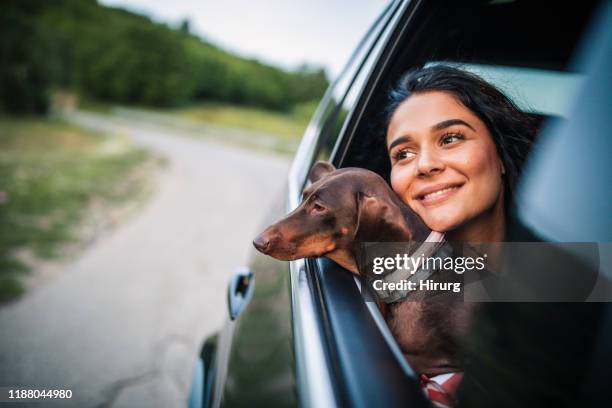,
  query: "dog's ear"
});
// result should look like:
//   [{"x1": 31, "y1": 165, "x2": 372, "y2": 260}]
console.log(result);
[
  {"x1": 308, "y1": 161, "x2": 336, "y2": 183},
  {"x1": 355, "y1": 193, "x2": 392, "y2": 233},
  {"x1": 355, "y1": 193, "x2": 413, "y2": 242}
]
